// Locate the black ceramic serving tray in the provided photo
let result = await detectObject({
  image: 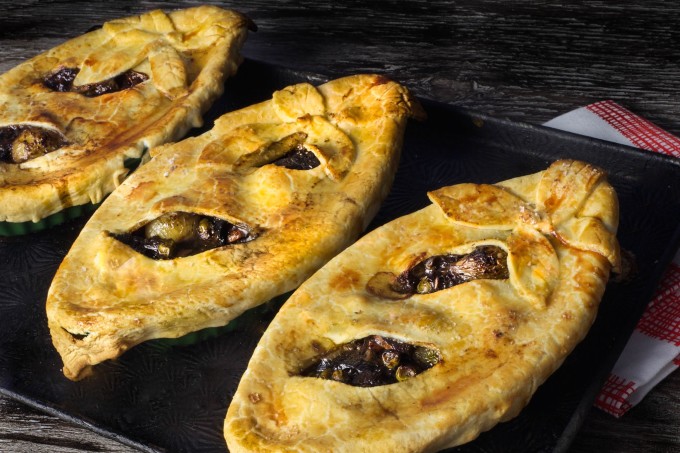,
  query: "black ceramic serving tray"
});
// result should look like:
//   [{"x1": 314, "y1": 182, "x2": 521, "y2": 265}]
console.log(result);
[{"x1": 1, "y1": 59, "x2": 680, "y2": 453}]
